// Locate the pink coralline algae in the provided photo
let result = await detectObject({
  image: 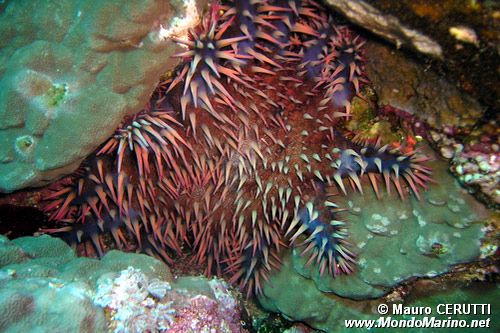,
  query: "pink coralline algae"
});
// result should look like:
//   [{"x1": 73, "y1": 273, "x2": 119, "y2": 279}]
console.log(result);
[
  {"x1": 168, "y1": 279, "x2": 244, "y2": 333},
  {"x1": 168, "y1": 293, "x2": 243, "y2": 333}
]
